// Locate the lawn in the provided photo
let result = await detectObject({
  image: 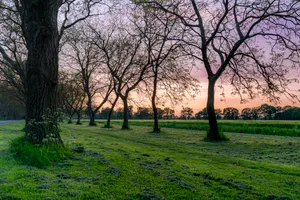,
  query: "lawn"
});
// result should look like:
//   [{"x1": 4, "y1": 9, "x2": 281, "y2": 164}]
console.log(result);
[{"x1": 0, "y1": 121, "x2": 300, "y2": 199}]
